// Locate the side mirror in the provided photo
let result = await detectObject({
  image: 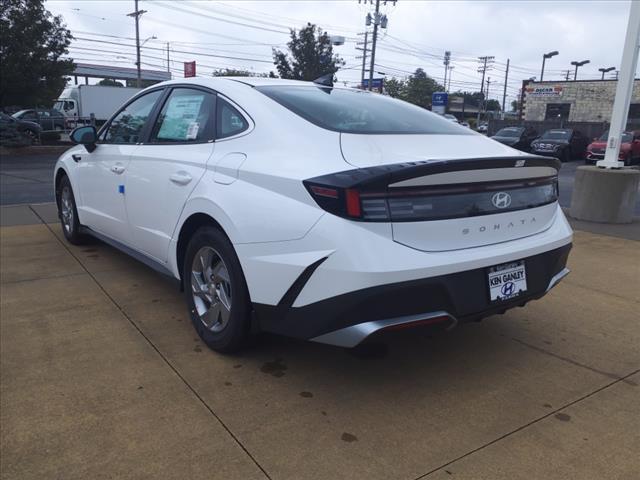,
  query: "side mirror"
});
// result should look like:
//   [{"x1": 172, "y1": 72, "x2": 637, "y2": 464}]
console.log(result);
[{"x1": 70, "y1": 125, "x2": 97, "y2": 152}]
